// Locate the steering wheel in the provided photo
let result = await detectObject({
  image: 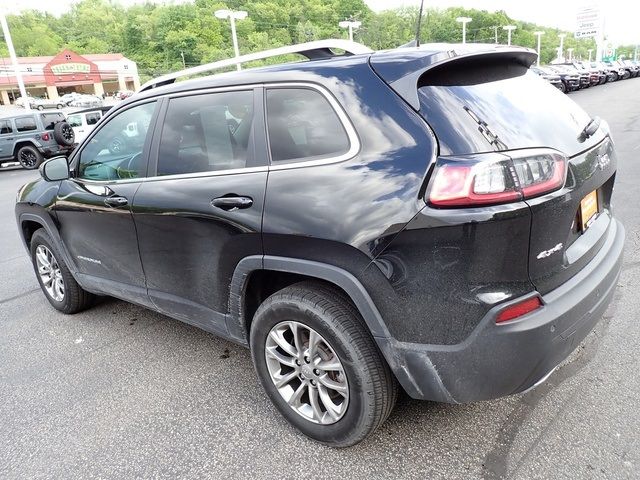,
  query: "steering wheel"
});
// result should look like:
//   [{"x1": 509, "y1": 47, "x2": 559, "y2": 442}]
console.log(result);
[{"x1": 120, "y1": 151, "x2": 143, "y2": 179}]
